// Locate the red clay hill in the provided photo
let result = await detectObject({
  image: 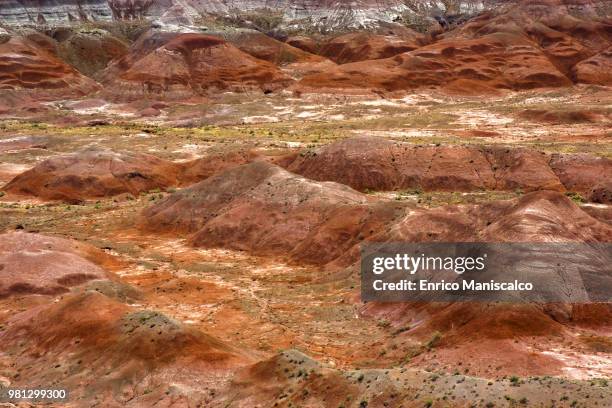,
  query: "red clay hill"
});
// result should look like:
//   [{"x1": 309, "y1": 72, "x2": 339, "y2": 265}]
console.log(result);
[
  {"x1": 0, "y1": 230, "x2": 248, "y2": 405},
  {"x1": 317, "y1": 30, "x2": 425, "y2": 64},
  {"x1": 0, "y1": 33, "x2": 98, "y2": 98},
  {"x1": 0, "y1": 290, "x2": 248, "y2": 406},
  {"x1": 141, "y1": 158, "x2": 611, "y2": 268},
  {"x1": 2, "y1": 145, "x2": 295, "y2": 203},
  {"x1": 140, "y1": 161, "x2": 405, "y2": 266},
  {"x1": 0, "y1": 231, "x2": 119, "y2": 298},
  {"x1": 295, "y1": 0, "x2": 612, "y2": 94},
  {"x1": 285, "y1": 136, "x2": 611, "y2": 197},
  {"x1": 100, "y1": 32, "x2": 293, "y2": 100},
  {"x1": 2, "y1": 149, "x2": 184, "y2": 203}
]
